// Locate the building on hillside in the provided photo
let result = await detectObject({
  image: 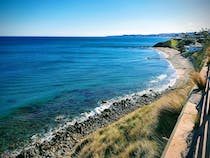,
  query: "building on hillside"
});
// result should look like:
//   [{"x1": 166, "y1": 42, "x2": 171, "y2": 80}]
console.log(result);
[{"x1": 184, "y1": 42, "x2": 203, "y2": 53}]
